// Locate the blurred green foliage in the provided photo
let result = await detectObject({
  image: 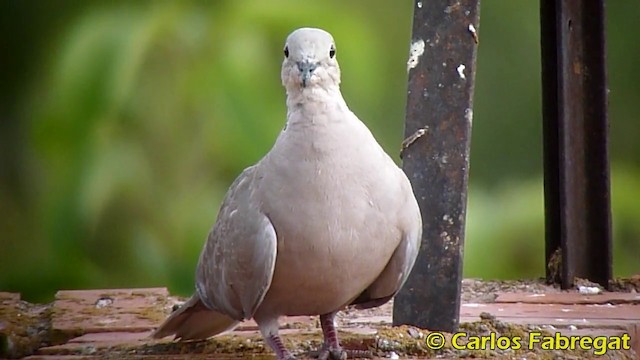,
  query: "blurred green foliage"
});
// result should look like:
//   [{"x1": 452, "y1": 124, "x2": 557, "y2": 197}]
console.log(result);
[{"x1": 1, "y1": 1, "x2": 638, "y2": 302}]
